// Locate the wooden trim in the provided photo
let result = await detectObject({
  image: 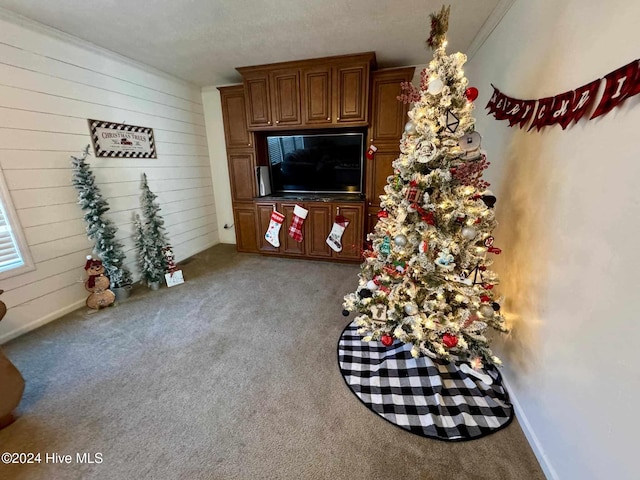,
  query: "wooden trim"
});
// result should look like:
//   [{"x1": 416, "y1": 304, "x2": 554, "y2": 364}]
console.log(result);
[{"x1": 237, "y1": 52, "x2": 376, "y2": 75}]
